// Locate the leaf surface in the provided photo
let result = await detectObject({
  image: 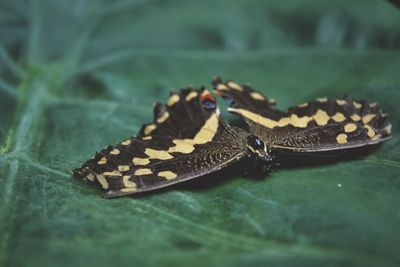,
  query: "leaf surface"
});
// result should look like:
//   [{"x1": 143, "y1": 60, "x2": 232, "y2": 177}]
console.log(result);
[{"x1": 1, "y1": 1, "x2": 400, "y2": 267}]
